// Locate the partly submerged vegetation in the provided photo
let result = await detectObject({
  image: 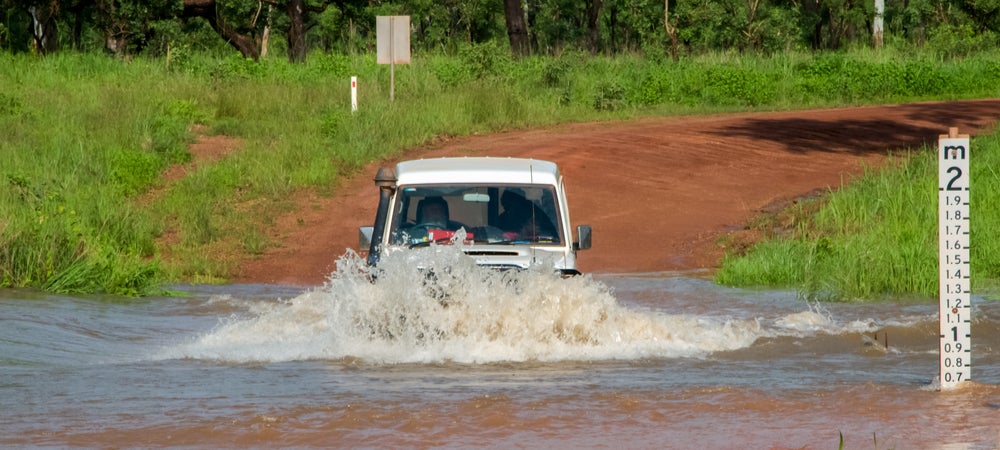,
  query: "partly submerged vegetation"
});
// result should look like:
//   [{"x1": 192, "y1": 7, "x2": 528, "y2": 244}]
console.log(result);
[{"x1": 3, "y1": 47, "x2": 1000, "y2": 296}]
